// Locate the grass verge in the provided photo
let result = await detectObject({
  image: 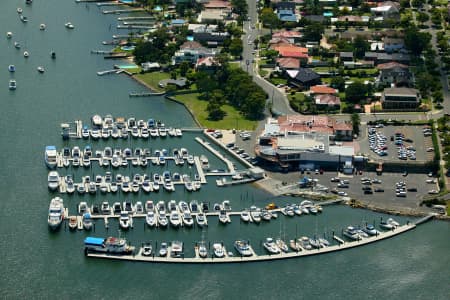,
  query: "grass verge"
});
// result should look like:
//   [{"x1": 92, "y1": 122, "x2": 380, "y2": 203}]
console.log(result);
[{"x1": 134, "y1": 72, "x2": 171, "y2": 92}]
